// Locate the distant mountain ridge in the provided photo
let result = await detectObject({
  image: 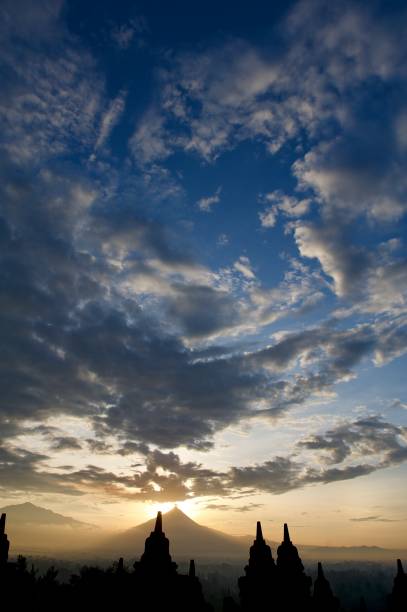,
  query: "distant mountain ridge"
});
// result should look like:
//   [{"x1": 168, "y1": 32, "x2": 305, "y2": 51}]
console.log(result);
[
  {"x1": 0, "y1": 502, "x2": 94, "y2": 528},
  {"x1": 98, "y1": 506, "x2": 407, "y2": 562},
  {"x1": 2, "y1": 503, "x2": 406, "y2": 561},
  {"x1": 99, "y1": 506, "x2": 247, "y2": 559}
]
